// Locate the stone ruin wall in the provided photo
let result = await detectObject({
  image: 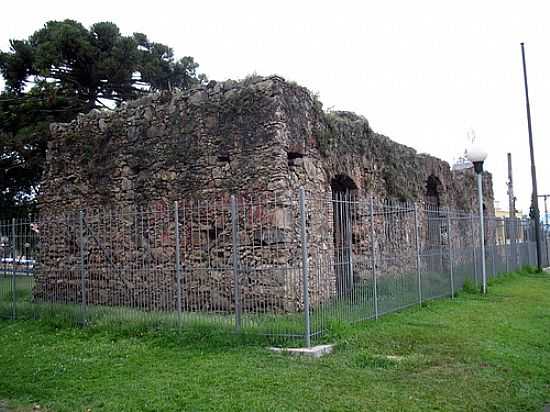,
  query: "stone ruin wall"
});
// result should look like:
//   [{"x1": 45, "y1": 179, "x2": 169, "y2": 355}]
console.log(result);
[
  {"x1": 278, "y1": 80, "x2": 494, "y2": 295},
  {"x1": 37, "y1": 75, "x2": 494, "y2": 312}
]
